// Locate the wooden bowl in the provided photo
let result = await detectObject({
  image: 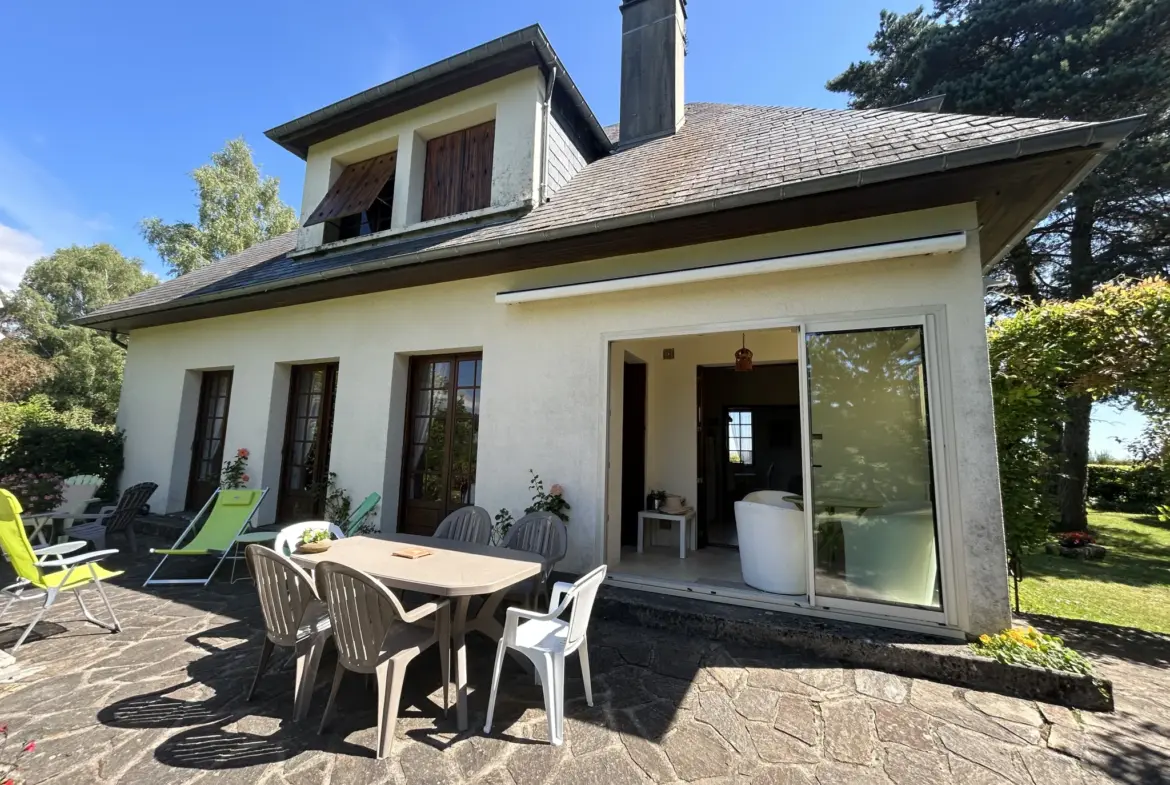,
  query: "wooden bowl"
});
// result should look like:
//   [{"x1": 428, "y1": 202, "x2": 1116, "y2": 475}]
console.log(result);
[{"x1": 297, "y1": 540, "x2": 332, "y2": 554}]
